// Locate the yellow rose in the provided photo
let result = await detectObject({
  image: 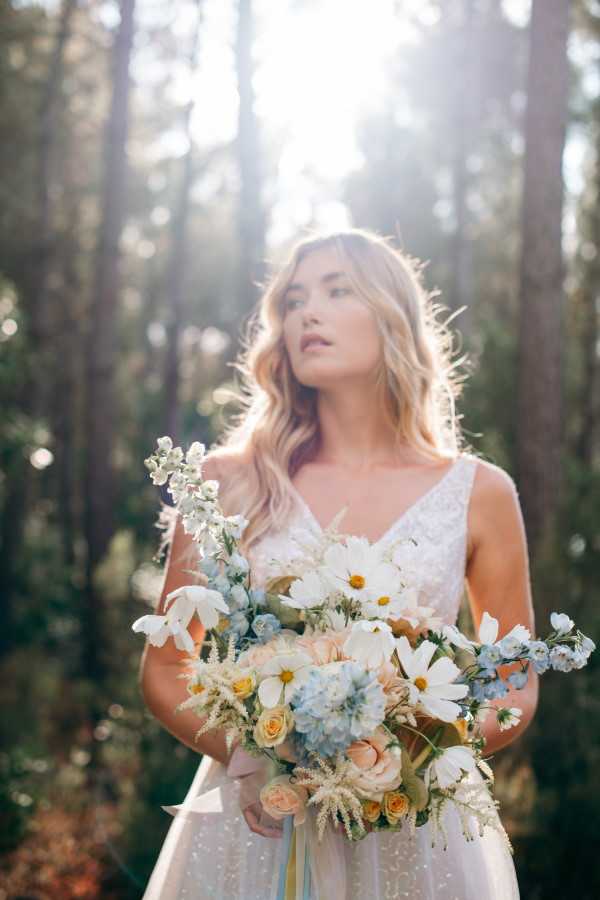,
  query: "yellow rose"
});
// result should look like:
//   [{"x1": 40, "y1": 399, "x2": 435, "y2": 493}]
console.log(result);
[
  {"x1": 232, "y1": 672, "x2": 256, "y2": 699},
  {"x1": 383, "y1": 790, "x2": 410, "y2": 825},
  {"x1": 253, "y1": 706, "x2": 294, "y2": 748},
  {"x1": 361, "y1": 799, "x2": 382, "y2": 823}
]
